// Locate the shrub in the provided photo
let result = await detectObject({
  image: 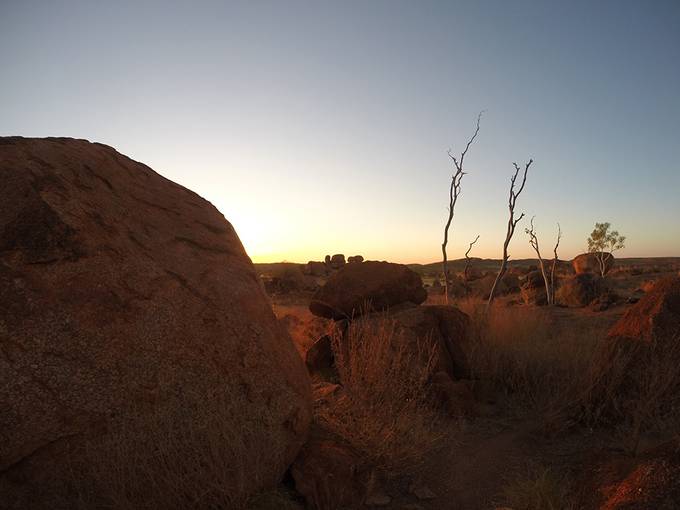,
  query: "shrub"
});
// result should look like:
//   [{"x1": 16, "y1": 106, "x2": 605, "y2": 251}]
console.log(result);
[
  {"x1": 460, "y1": 300, "x2": 597, "y2": 421},
  {"x1": 581, "y1": 333, "x2": 680, "y2": 451},
  {"x1": 316, "y1": 314, "x2": 445, "y2": 476}
]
